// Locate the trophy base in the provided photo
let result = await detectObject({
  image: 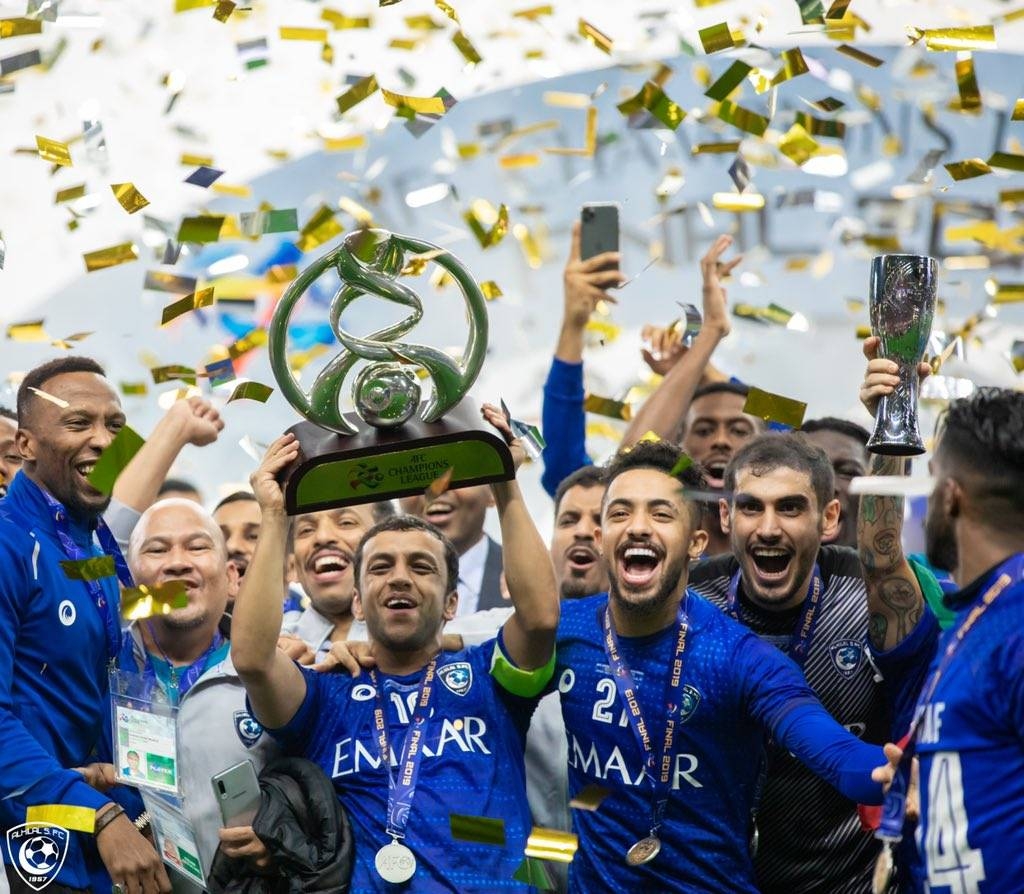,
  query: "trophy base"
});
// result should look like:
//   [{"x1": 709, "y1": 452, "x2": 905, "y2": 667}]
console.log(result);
[
  {"x1": 279, "y1": 399, "x2": 516, "y2": 515},
  {"x1": 865, "y1": 438, "x2": 926, "y2": 457}
]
